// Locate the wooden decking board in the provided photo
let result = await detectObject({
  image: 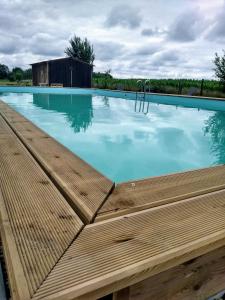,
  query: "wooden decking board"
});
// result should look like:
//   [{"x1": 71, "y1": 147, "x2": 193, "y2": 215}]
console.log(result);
[
  {"x1": 116, "y1": 245, "x2": 225, "y2": 300},
  {"x1": 33, "y1": 189, "x2": 225, "y2": 299},
  {"x1": 0, "y1": 115, "x2": 83, "y2": 298},
  {"x1": 97, "y1": 165, "x2": 225, "y2": 221},
  {"x1": 0, "y1": 101, "x2": 114, "y2": 224}
]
